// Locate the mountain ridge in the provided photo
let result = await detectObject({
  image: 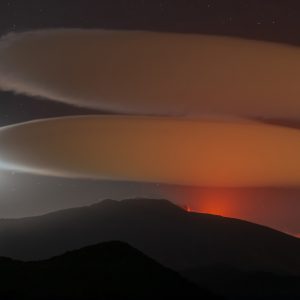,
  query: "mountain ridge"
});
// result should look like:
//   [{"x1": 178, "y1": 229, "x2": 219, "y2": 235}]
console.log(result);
[
  {"x1": 0, "y1": 240, "x2": 216, "y2": 299},
  {"x1": 2, "y1": 197, "x2": 298, "y2": 238},
  {"x1": 0, "y1": 198, "x2": 299, "y2": 276}
]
